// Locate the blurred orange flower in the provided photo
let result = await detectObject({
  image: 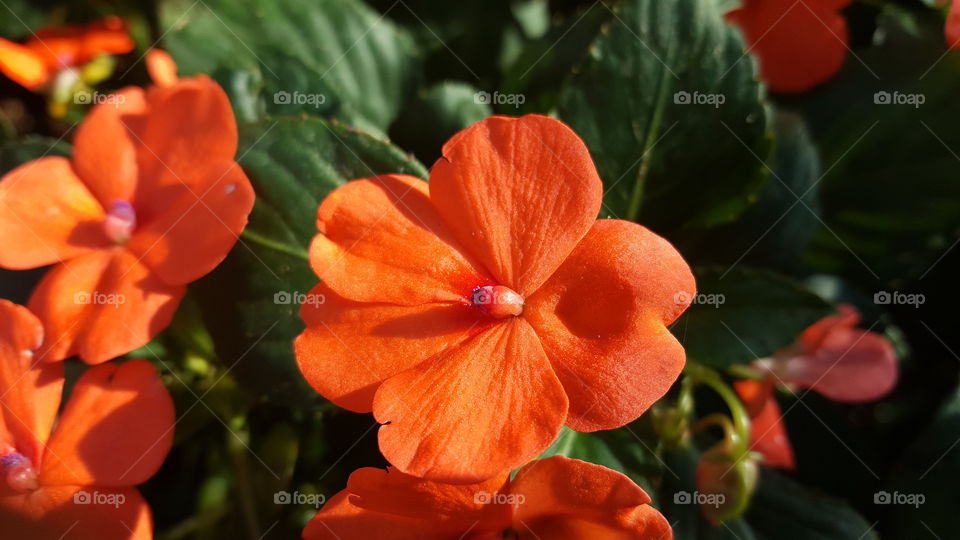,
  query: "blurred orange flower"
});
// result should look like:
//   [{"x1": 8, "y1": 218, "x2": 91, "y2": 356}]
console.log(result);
[
  {"x1": 0, "y1": 16, "x2": 133, "y2": 90},
  {"x1": 0, "y1": 56, "x2": 255, "y2": 364},
  {"x1": 735, "y1": 378, "x2": 795, "y2": 469},
  {"x1": 0, "y1": 300, "x2": 174, "y2": 539},
  {"x1": 295, "y1": 114, "x2": 695, "y2": 483},
  {"x1": 736, "y1": 303, "x2": 898, "y2": 469},
  {"x1": 303, "y1": 456, "x2": 672, "y2": 540},
  {"x1": 727, "y1": 0, "x2": 851, "y2": 93},
  {"x1": 764, "y1": 303, "x2": 898, "y2": 402}
]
